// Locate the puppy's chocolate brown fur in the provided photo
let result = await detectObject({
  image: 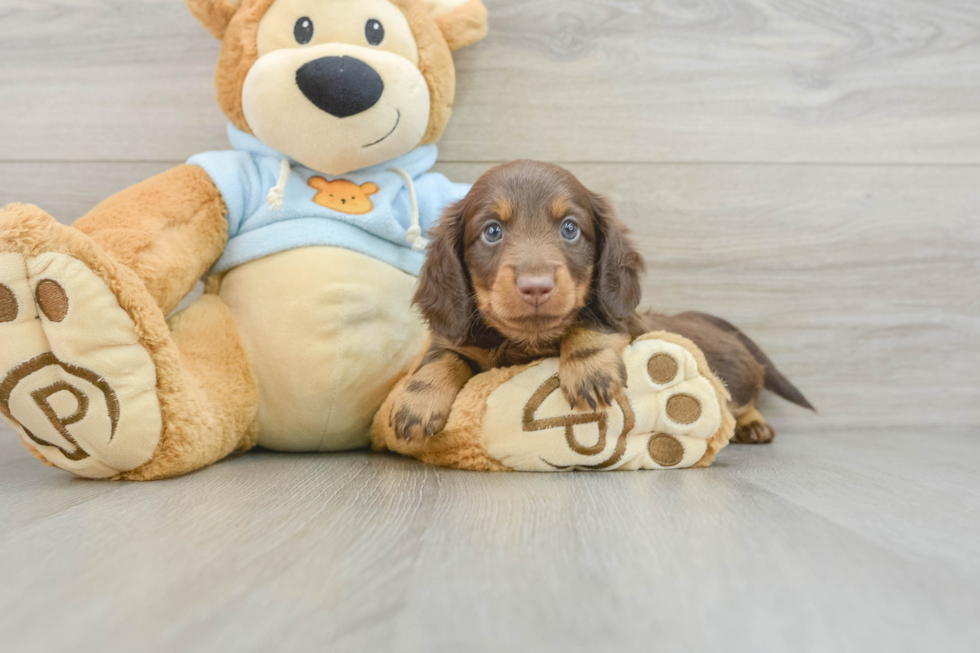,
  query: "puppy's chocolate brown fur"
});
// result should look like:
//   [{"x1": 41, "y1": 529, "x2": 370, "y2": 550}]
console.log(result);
[{"x1": 394, "y1": 160, "x2": 813, "y2": 443}]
